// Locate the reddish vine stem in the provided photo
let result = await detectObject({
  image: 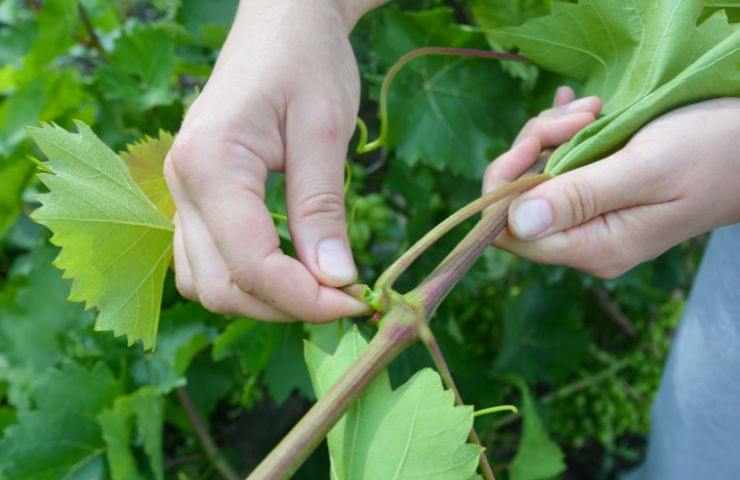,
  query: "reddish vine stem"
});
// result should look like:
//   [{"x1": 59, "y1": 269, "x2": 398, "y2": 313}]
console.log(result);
[
  {"x1": 419, "y1": 323, "x2": 496, "y2": 480},
  {"x1": 247, "y1": 305, "x2": 420, "y2": 480},
  {"x1": 175, "y1": 387, "x2": 240, "y2": 480}
]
